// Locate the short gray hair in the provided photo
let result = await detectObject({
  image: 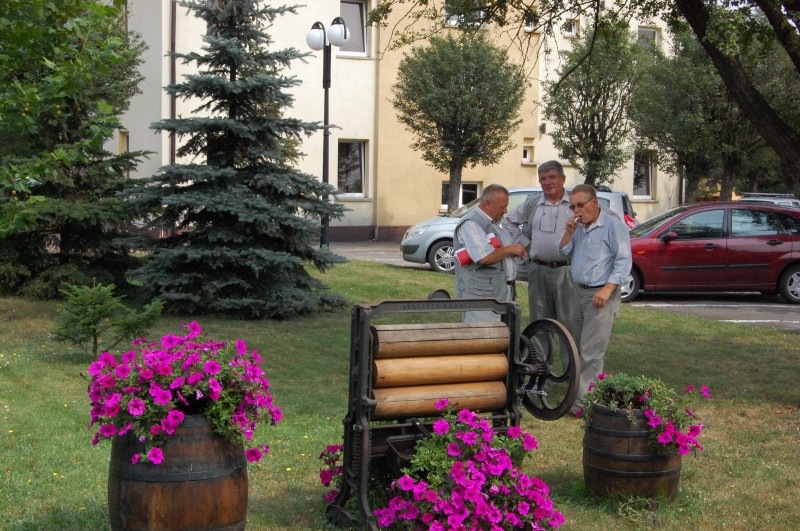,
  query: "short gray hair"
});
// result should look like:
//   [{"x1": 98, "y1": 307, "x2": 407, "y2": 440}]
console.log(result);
[
  {"x1": 570, "y1": 183, "x2": 596, "y2": 199},
  {"x1": 481, "y1": 184, "x2": 509, "y2": 203},
  {"x1": 537, "y1": 160, "x2": 565, "y2": 177}
]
